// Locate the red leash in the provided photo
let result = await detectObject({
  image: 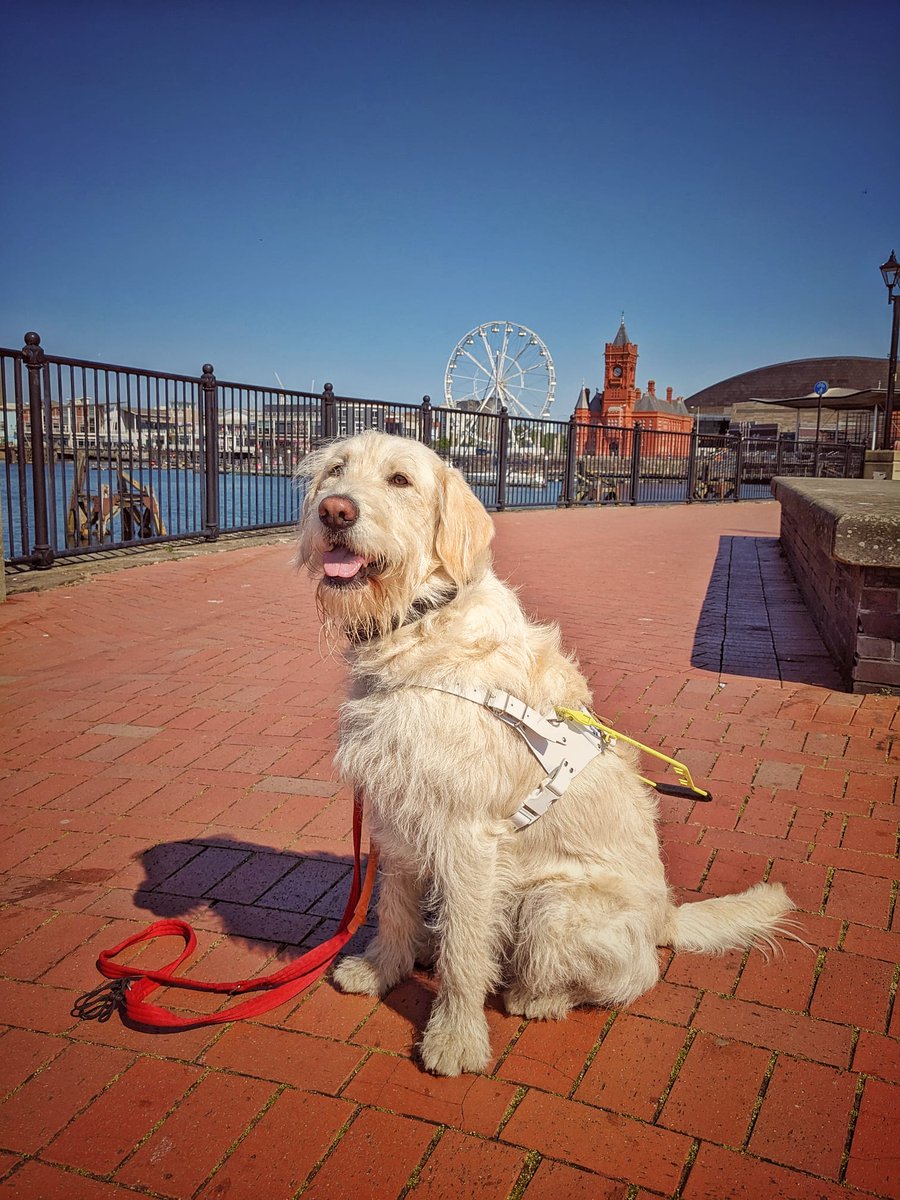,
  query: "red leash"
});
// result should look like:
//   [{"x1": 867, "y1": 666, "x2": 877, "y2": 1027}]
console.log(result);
[{"x1": 73, "y1": 792, "x2": 378, "y2": 1030}]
